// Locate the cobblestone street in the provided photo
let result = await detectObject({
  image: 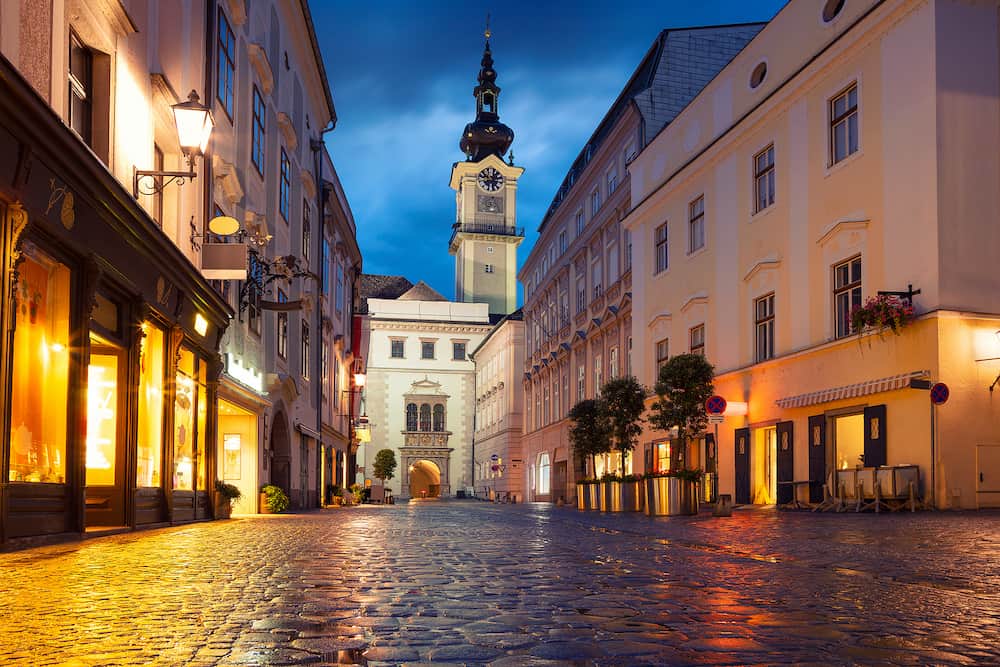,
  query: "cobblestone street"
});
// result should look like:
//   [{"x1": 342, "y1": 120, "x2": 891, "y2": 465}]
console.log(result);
[{"x1": 2, "y1": 502, "x2": 1000, "y2": 666}]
